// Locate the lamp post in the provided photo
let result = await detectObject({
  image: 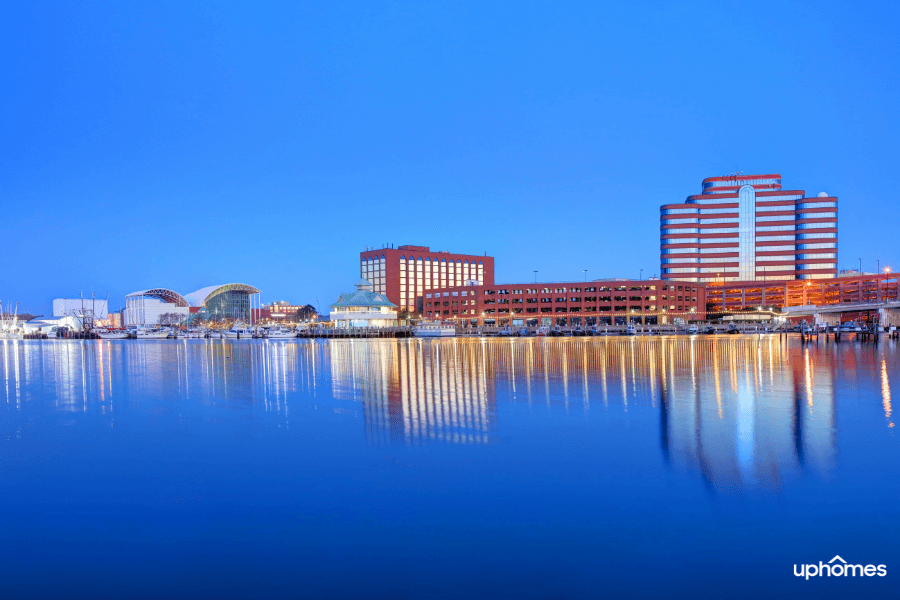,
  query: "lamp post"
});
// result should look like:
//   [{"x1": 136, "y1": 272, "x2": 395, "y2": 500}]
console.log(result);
[{"x1": 639, "y1": 268, "x2": 643, "y2": 281}]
